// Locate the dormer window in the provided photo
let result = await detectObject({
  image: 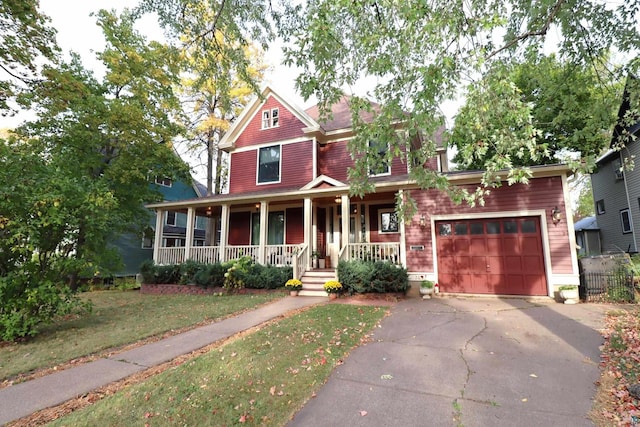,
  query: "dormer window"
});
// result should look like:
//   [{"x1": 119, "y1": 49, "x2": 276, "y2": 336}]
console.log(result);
[
  {"x1": 261, "y1": 108, "x2": 279, "y2": 129},
  {"x1": 154, "y1": 176, "x2": 172, "y2": 187},
  {"x1": 368, "y1": 140, "x2": 391, "y2": 176},
  {"x1": 257, "y1": 145, "x2": 281, "y2": 184}
]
